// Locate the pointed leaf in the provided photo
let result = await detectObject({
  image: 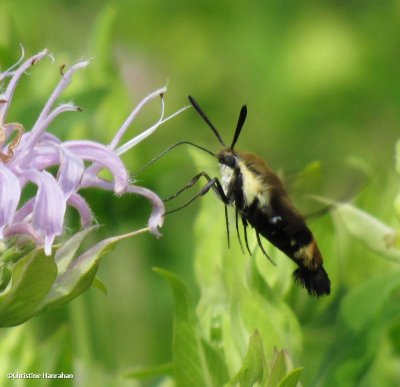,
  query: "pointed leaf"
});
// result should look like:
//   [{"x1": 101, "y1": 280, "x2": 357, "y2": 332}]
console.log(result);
[
  {"x1": 266, "y1": 350, "x2": 287, "y2": 387},
  {"x1": 0, "y1": 248, "x2": 57, "y2": 326},
  {"x1": 36, "y1": 229, "x2": 143, "y2": 313},
  {"x1": 154, "y1": 268, "x2": 214, "y2": 387},
  {"x1": 340, "y1": 272, "x2": 400, "y2": 332},
  {"x1": 201, "y1": 339, "x2": 229, "y2": 387},
  {"x1": 277, "y1": 368, "x2": 303, "y2": 387},
  {"x1": 54, "y1": 225, "x2": 98, "y2": 274},
  {"x1": 313, "y1": 198, "x2": 400, "y2": 262},
  {"x1": 334, "y1": 203, "x2": 400, "y2": 261},
  {"x1": 230, "y1": 330, "x2": 268, "y2": 387},
  {"x1": 92, "y1": 276, "x2": 108, "y2": 294}
]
